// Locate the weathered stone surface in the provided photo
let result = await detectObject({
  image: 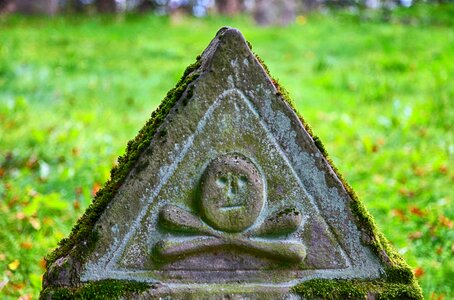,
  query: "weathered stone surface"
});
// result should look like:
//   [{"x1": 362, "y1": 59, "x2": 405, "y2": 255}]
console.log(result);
[{"x1": 41, "y1": 27, "x2": 422, "y2": 299}]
